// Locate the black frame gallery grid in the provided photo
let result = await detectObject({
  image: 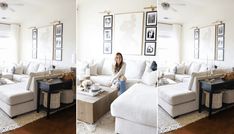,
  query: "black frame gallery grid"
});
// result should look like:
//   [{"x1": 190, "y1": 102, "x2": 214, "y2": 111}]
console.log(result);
[{"x1": 103, "y1": 15, "x2": 113, "y2": 54}]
